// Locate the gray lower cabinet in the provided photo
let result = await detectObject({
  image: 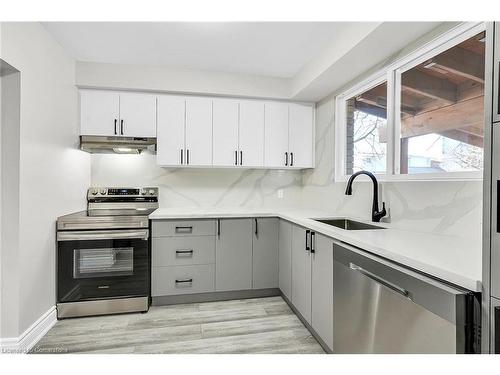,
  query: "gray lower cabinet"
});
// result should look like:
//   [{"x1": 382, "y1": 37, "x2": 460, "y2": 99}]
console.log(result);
[
  {"x1": 152, "y1": 264, "x2": 215, "y2": 296},
  {"x1": 291, "y1": 224, "x2": 312, "y2": 323},
  {"x1": 278, "y1": 220, "x2": 292, "y2": 300},
  {"x1": 311, "y1": 233, "x2": 333, "y2": 351},
  {"x1": 152, "y1": 219, "x2": 216, "y2": 297},
  {"x1": 252, "y1": 218, "x2": 279, "y2": 289},
  {"x1": 152, "y1": 236, "x2": 215, "y2": 266},
  {"x1": 216, "y1": 218, "x2": 253, "y2": 291}
]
